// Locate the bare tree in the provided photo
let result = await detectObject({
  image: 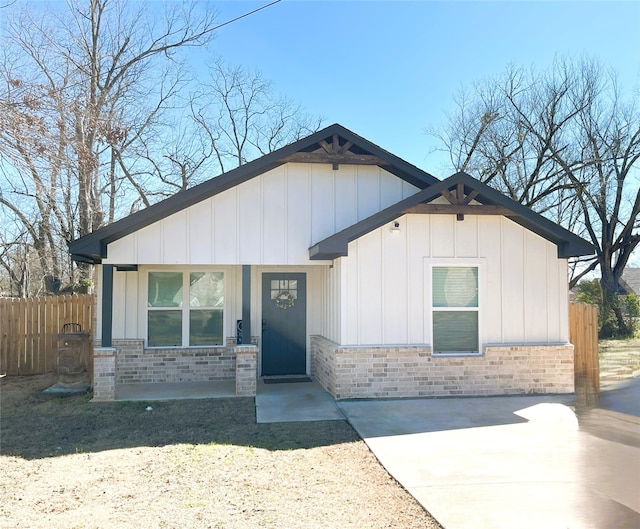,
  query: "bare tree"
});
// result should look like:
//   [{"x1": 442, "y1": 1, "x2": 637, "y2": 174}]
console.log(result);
[
  {"x1": 431, "y1": 57, "x2": 640, "y2": 335},
  {"x1": 0, "y1": 0, "x2": 218, "y2": 292},
  {"x1": 192, "y1": 58, "x2": 323, "y2": 173}
]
